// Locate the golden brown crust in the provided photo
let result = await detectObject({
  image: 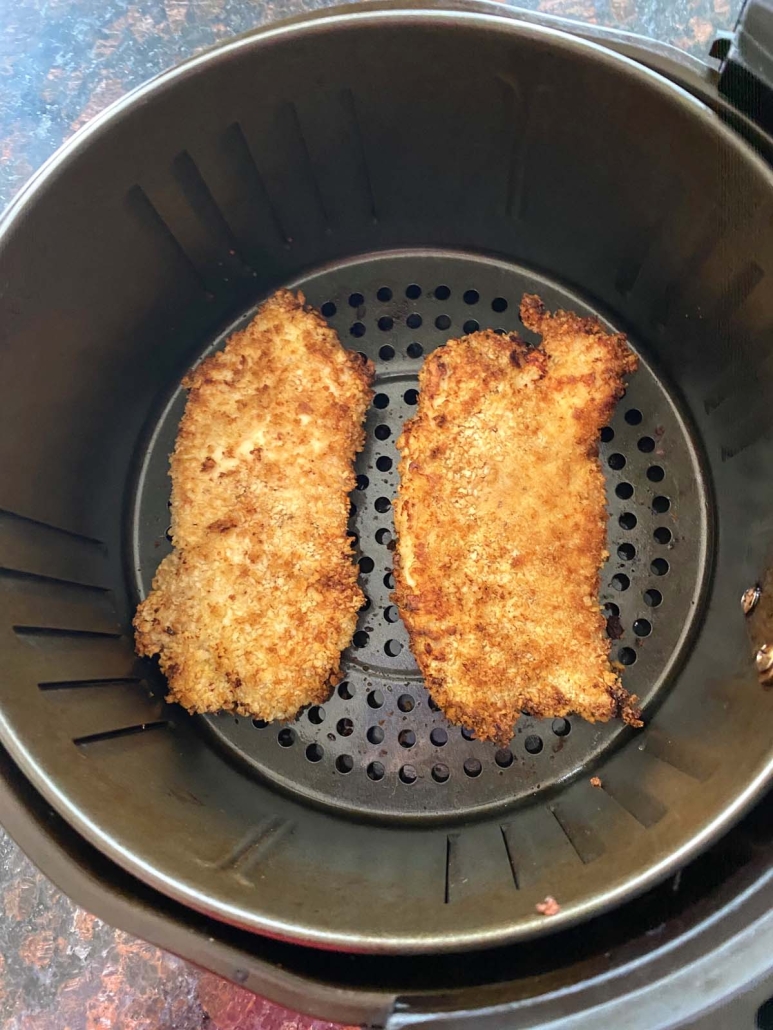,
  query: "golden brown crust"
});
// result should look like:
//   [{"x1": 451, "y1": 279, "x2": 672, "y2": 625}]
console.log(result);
[
  {"x1": 134, "y1": 290, "x2": 374, "y2": 722},
  {"x1": 393, "y1": 294, "x2": 641, "y2": 745}
]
